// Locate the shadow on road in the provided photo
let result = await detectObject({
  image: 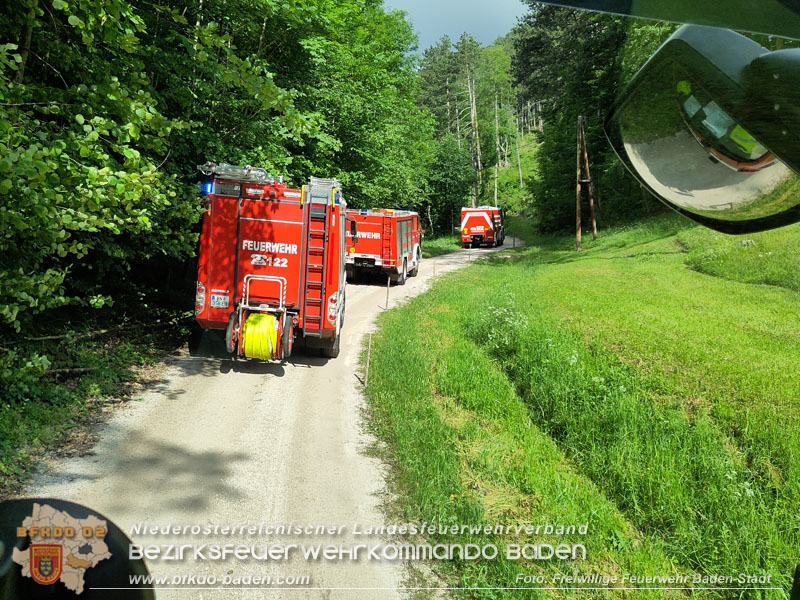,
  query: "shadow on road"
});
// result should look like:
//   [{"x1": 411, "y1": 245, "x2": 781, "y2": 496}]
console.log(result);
[{"x1": 99, "y1": 433, "x2": 249, "y2": 515}]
